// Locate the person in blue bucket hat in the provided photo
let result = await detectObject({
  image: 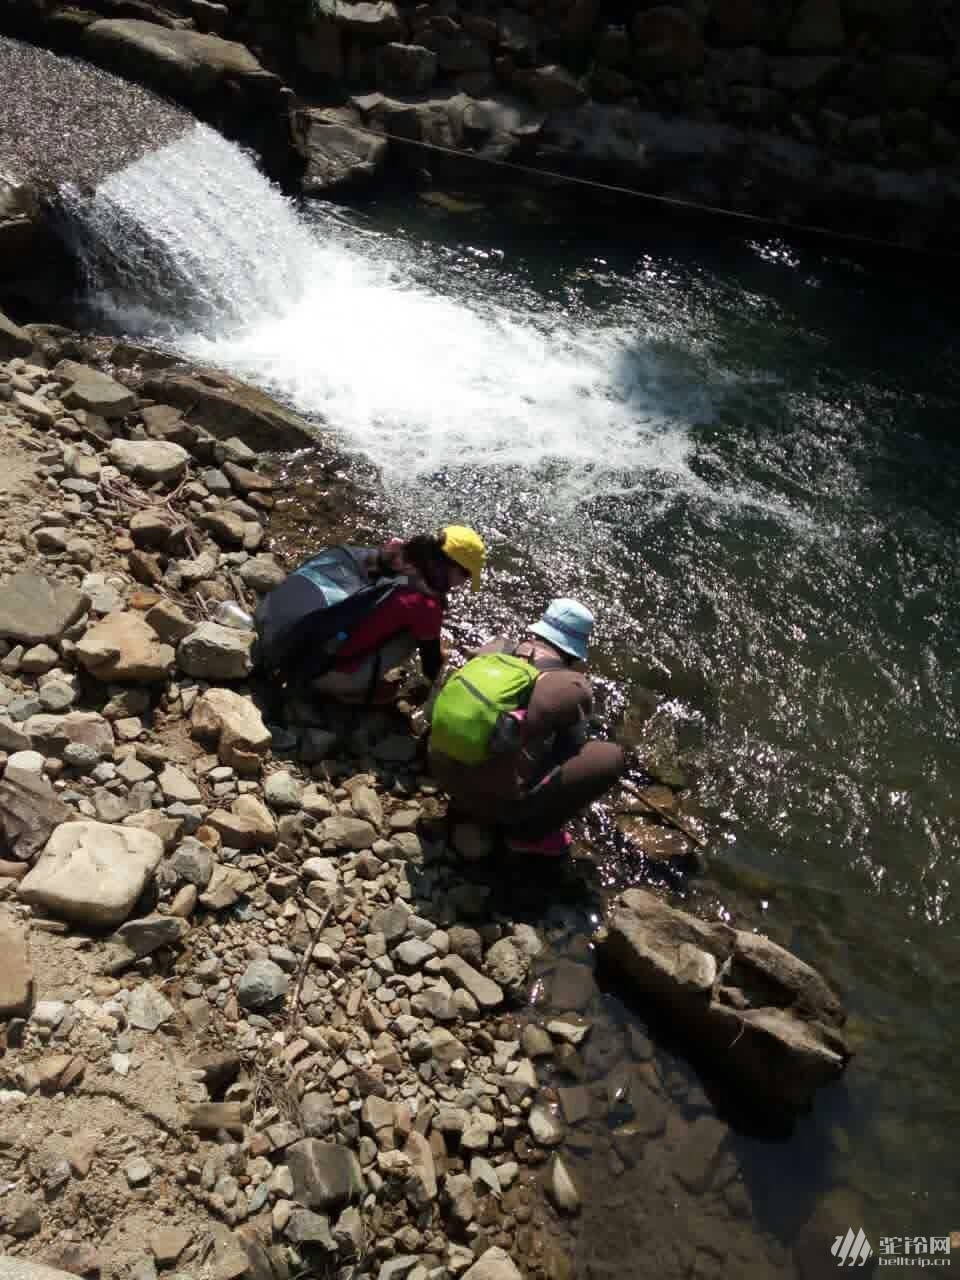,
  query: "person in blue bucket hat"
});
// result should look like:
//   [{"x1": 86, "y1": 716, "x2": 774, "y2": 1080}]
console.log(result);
[
  {"x1": 429, "y1": 597, "x2": 625, "y2": 856},
  {"x1": 529, "y1": 597, "x2": 593, "y2": 661}
]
